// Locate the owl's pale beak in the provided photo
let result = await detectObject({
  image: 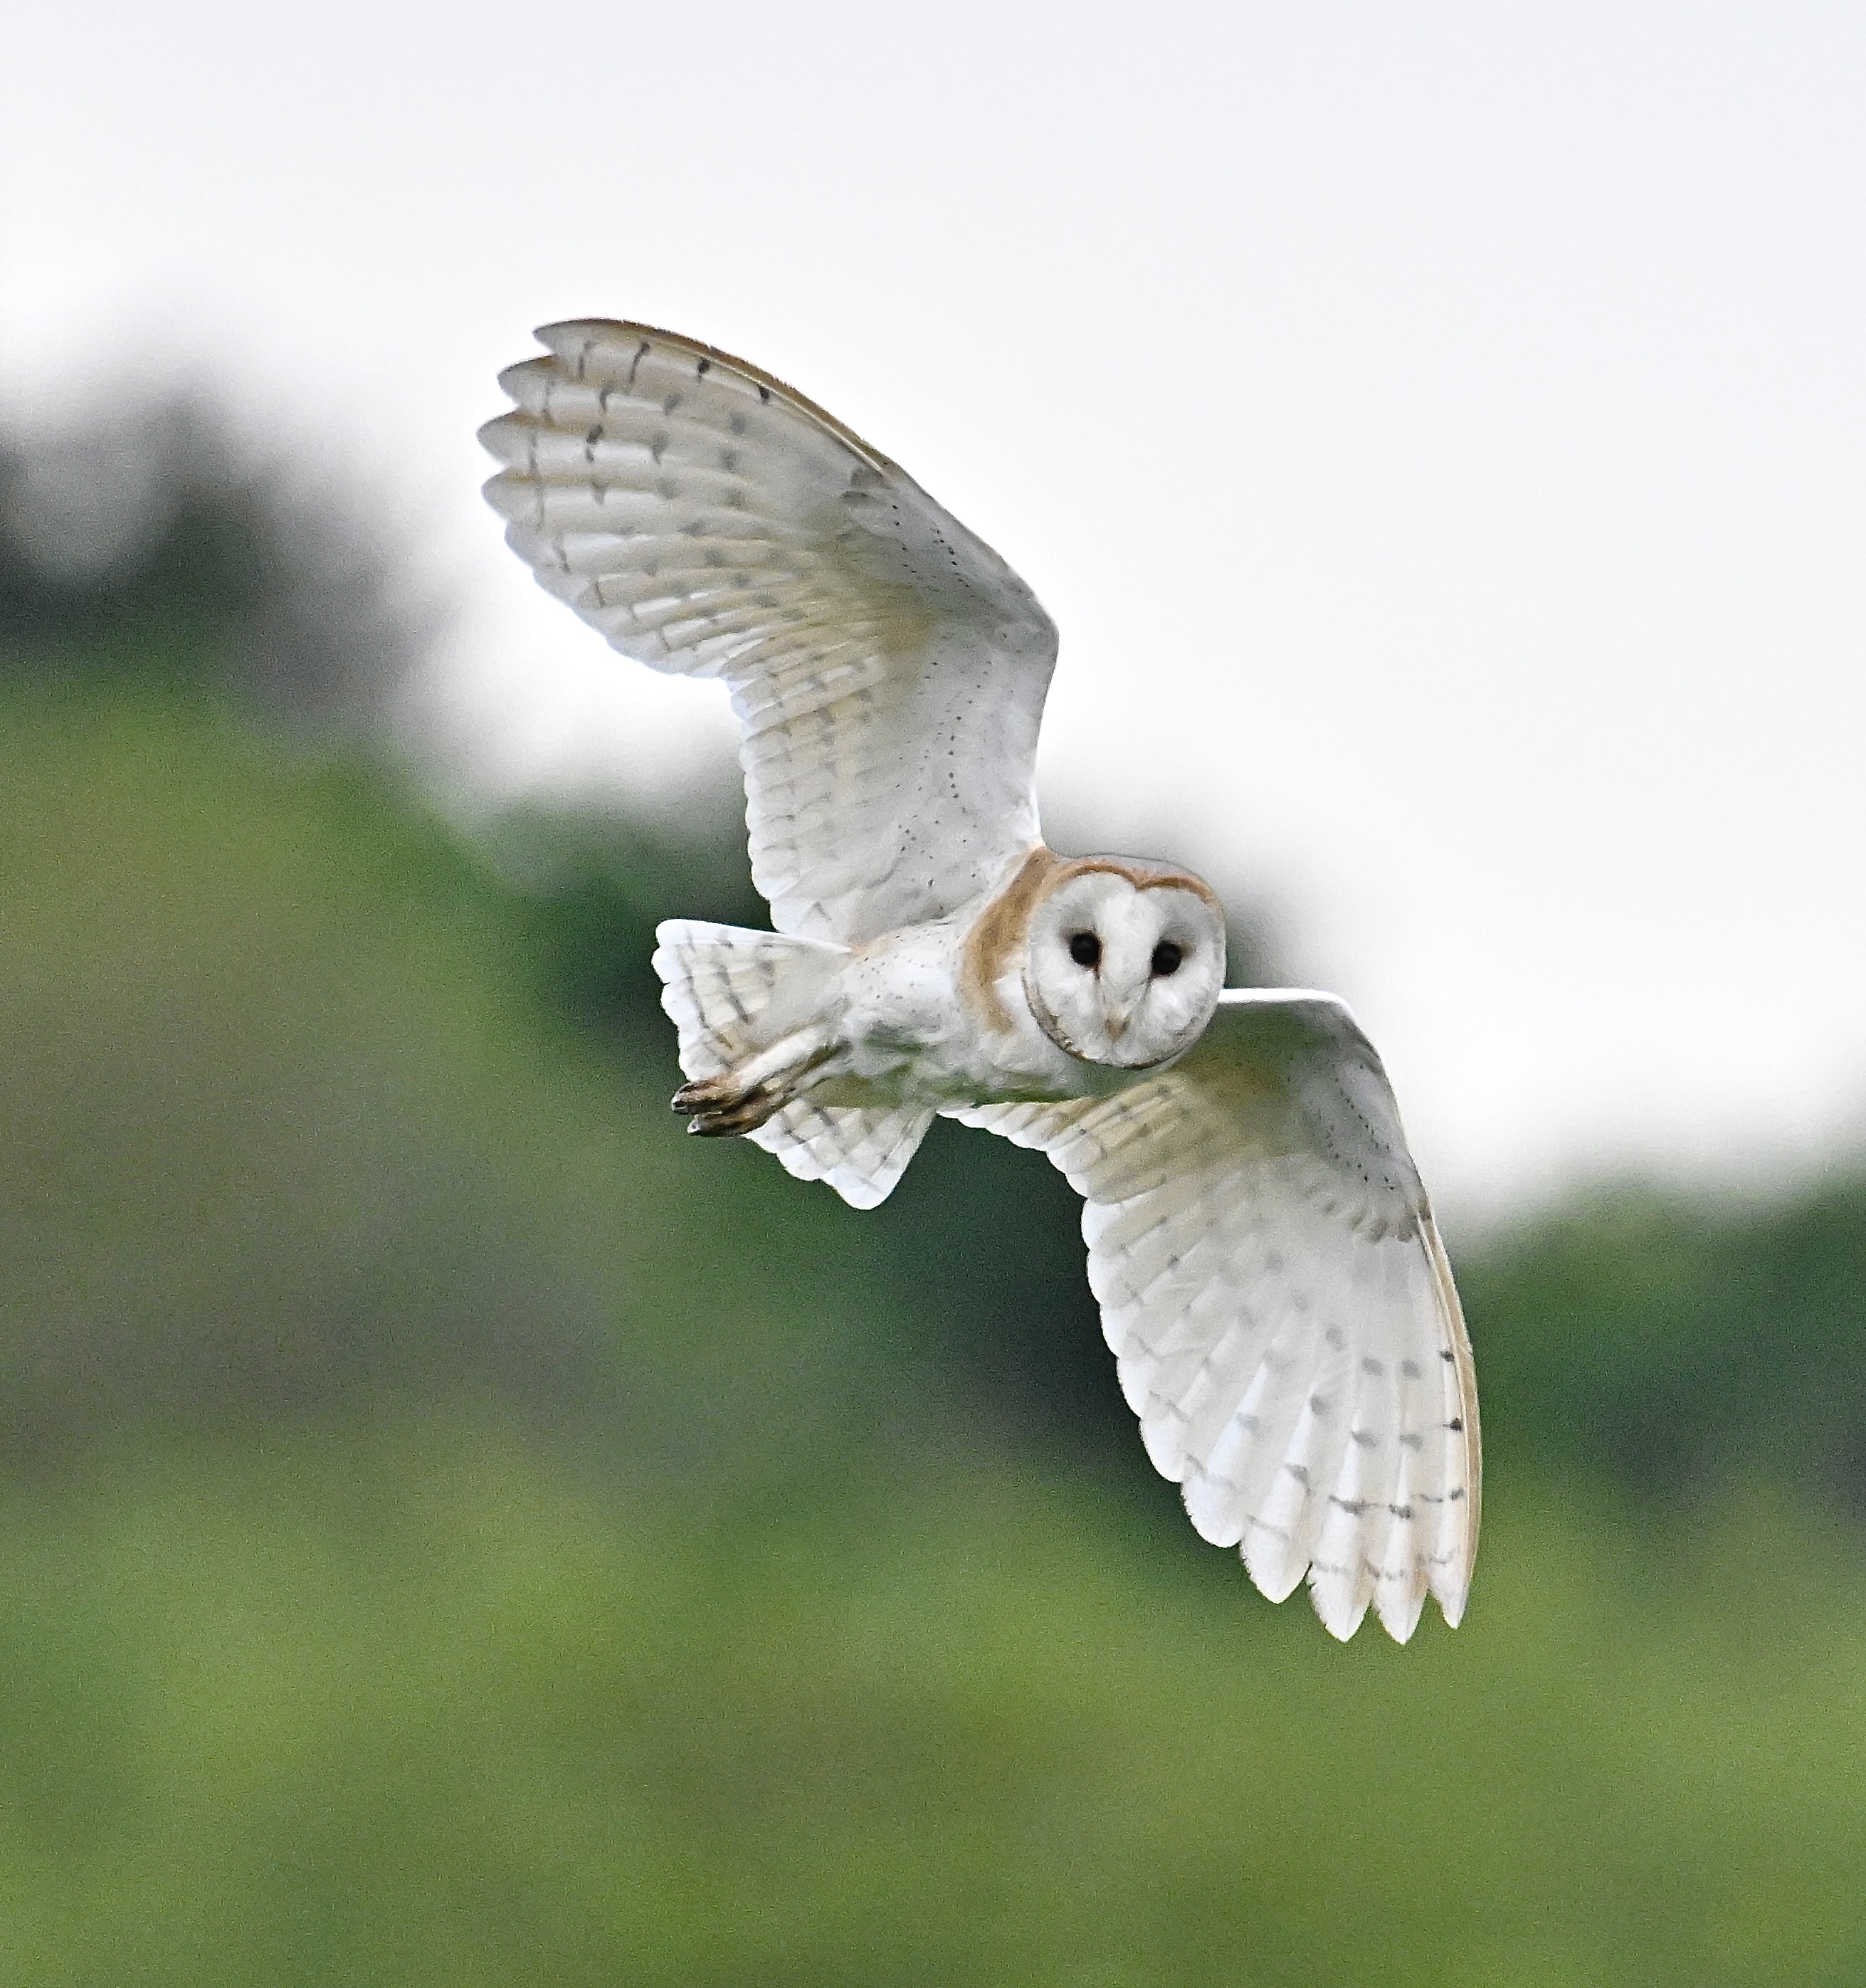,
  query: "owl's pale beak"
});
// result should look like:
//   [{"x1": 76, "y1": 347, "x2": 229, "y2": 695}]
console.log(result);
[{"x1": 1103, "y1": 1001, "x2": 1134, "y2": 1041}]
